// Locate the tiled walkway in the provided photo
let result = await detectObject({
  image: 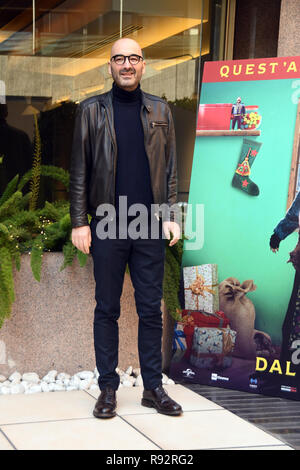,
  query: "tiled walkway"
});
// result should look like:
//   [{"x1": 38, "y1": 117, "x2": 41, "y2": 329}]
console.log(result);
[
  {"x1": 0, "y1": 384, "x2": 293, "y2": 450},
  {"x1": 187, "y1": 383, "x2": 300, "y2": 450}
]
